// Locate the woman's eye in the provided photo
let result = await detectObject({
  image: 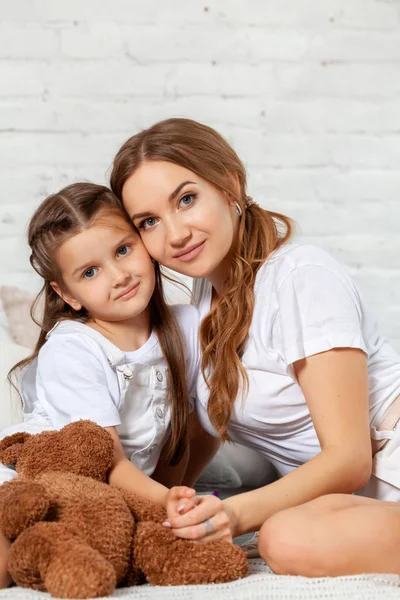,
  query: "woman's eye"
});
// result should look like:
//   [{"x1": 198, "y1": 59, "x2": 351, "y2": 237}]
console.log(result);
[
  {"x1": 117, "y1": 244, "x2": 130, "y2": 257},
  {"x1": 179, "y1": 193, "x2": 195, "y2": 208},
  {"x1": 83, "y1": 267, "x2": 98, "y2": 279},
  {"x1": 139, "y1": 217, "x2": 158, "y2": 230}
]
